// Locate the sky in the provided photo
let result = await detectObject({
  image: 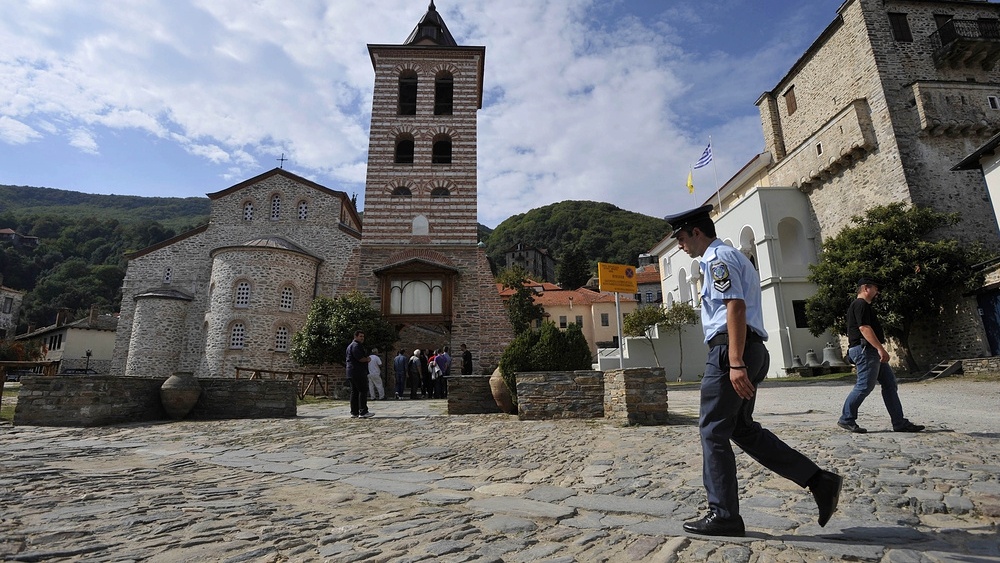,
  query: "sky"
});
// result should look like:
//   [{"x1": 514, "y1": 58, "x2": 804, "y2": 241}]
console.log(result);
[{"x1": 0, "y1": 0, "x2": 846, "y2": 228}]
